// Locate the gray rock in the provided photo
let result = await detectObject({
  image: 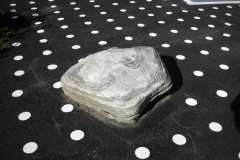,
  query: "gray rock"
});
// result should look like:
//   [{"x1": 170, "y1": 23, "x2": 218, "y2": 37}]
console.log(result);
[{"x1": 61, "y1": 46, "x2": 172, "y2": 123}]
